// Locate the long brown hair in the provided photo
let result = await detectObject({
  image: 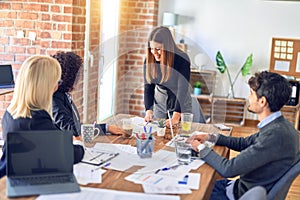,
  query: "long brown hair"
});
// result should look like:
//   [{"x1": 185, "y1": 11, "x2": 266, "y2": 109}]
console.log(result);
[{"x1": 145, "y1": 26, "x2": 180, "y2": 83}]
